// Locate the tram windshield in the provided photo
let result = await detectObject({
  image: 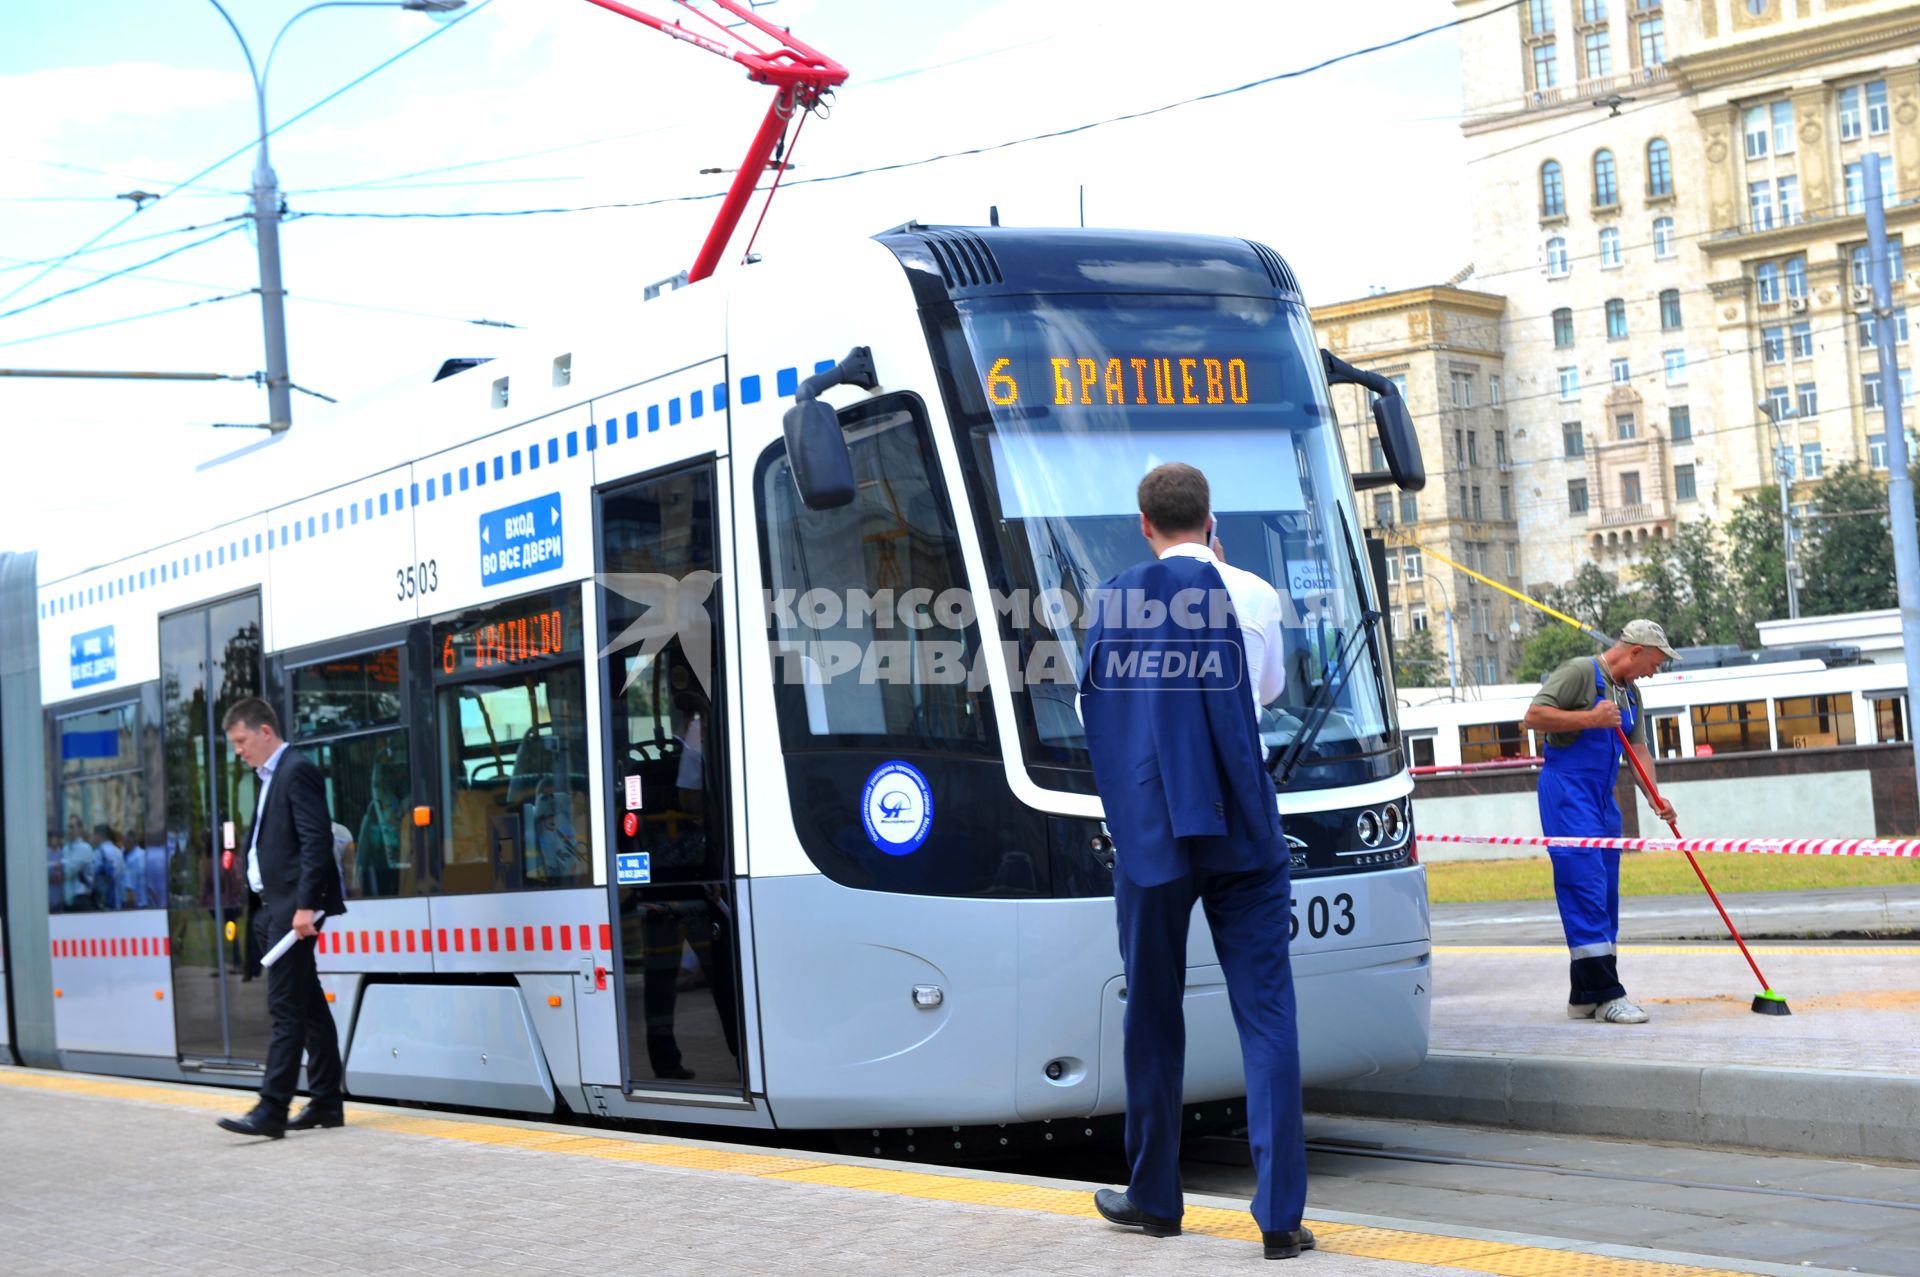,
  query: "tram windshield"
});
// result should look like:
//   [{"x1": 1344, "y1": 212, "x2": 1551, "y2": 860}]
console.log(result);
[{"x1": 946, "y1": 292, "x2": 1394, "y2": 792}]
